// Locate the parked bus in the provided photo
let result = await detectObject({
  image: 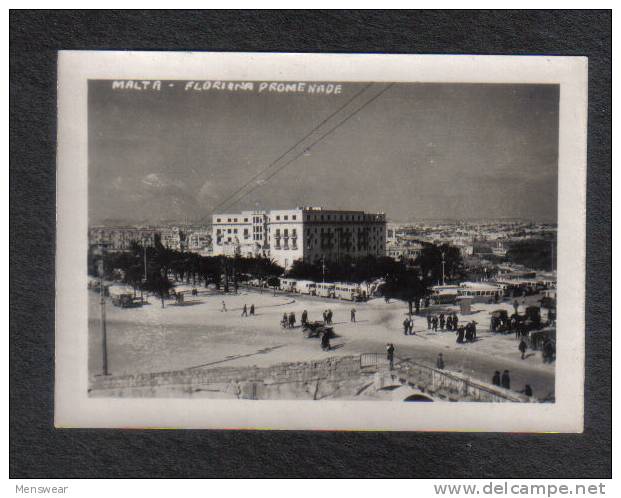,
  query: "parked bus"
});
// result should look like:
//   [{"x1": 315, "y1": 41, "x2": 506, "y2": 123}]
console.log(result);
[
  {"x1": 429, "y1": 285, "x2": 460, "y2": 305},
  {"x1": 108, "y1": 284, "x2": 140, "y2": 308},
  {"x1": 279, "y1": 278, "x2": 298, "y2": 293},
  {"x1": 295, "y1": 280, "x2": 317, "y2": 295},
  {"x1": 315, "y1": 282, "x2": 336, "y2": 298},
  {"x1": 457, "y1": 282, "x2": 503, "y2": 304},
  {"x1": 333, "y1": 282, "x2": 364, "y2": 301}
]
